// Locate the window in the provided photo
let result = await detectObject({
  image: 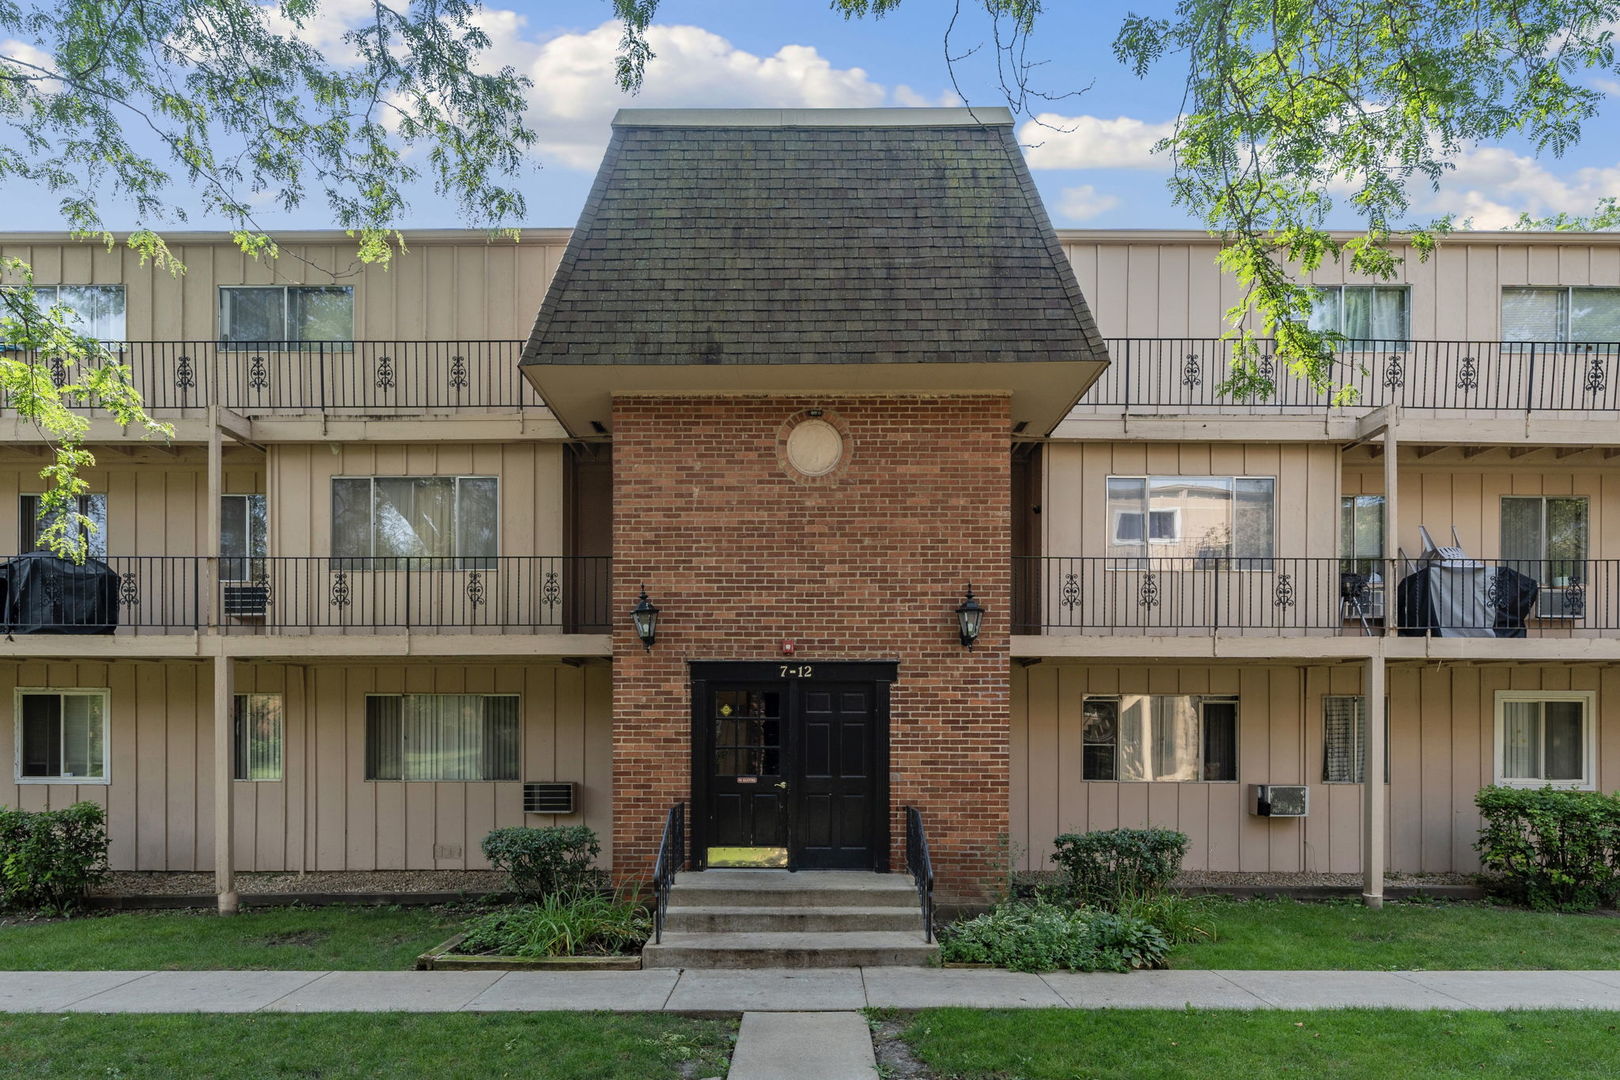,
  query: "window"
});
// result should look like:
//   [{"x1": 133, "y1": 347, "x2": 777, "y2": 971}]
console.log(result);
[
  {"x1": 219, "y1": 285, "x2": 353, "y2": 345},
  {"x1": 20, "y1": 493, "x2": 108, "y2": 558},
  {"x1": 15, "y1": 689, "x2": 108, "y2": 782},
  {"x1": 1322, "y1": 696, "x2": 1390, "y2": 783},
  {"x1": 332, "y1": 476, "x2": 497, "y2": 568},
  {"x1": 1501, "y1": 496, "x2": 1588, "y2": 584},
  {"x1": 364, "y1": 694, "x2": 519, "y2": 781},
  {"x1": 221, "y1": 494, "x2": 268, "y2": 581},
  {"x1": 2, "y1": 285, "x2": 126, "y2": 340},
  {"x1": 1340, "y1": 495, "x2": 1385, "y2": 577},
  {"x1": 1081, "y1": 695, "x2": 1238, "y2": 782},
  {"x1": 1309, "y1": 286, "x2": 1410, "y2": 345},
  {"x1": 1495, "y1": 691, "x2": 1593, "y2": 789},
  {"x1": 1502, "y1": 287, "x2": 1620, "y2": 344},
  {"x1": 1107, "y1": 476, "x2": 1274, "y2": 564},
  {"x1": 234, "y1": 694, "x2": 284, "y2": 781}
]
